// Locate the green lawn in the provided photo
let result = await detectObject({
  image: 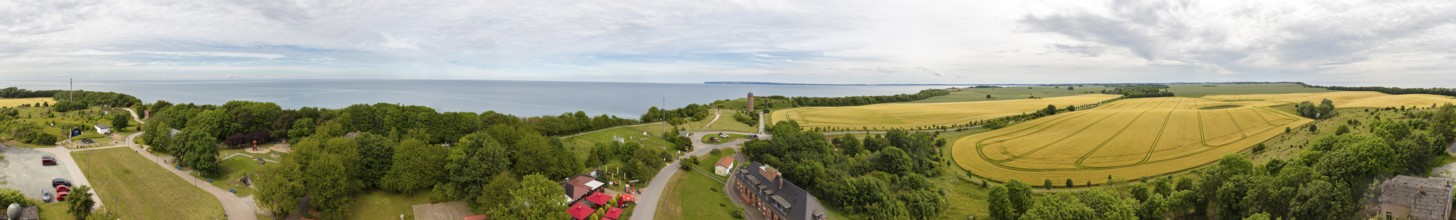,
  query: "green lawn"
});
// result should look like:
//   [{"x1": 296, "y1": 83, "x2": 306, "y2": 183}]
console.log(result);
[
  {"x1": 680, "y1": 110, "x2": 758, "y2": 133},
  {"x1": 655, "y1": 149, "x2": 740, "y2": 220},
  {"x1": 561, "y1": 123, "x2": 675, "y2": 157},
  {"x1": 914, "y1": 86, "x2": 1105, "y2": 103},
  {"x1": 699, "y1": 133, "x2": 748, "y2": 144},
  {"x1": 192, "y1": 155, "x2": 264, "y2": 197},
  {"x1": 72, "y1": 148, "x2": 225, "y2": 220},
  {"x1": 348, "y1": 191, "x2": 432, "y2": 220},
  {"x1": 1167, "y1": 83, "x2": 1331, "y2": 98},
  {"x1": 38, "y1": 202, "x2": 73, "y2": 220}
]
